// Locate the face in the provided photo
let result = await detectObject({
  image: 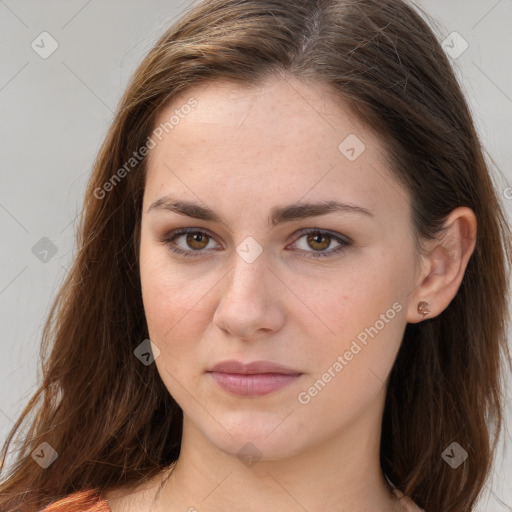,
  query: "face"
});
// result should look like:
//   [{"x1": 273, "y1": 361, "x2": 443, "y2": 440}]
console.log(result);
[{"x1": 139, "y1": 76, "x2": 420, "y2": 460}]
